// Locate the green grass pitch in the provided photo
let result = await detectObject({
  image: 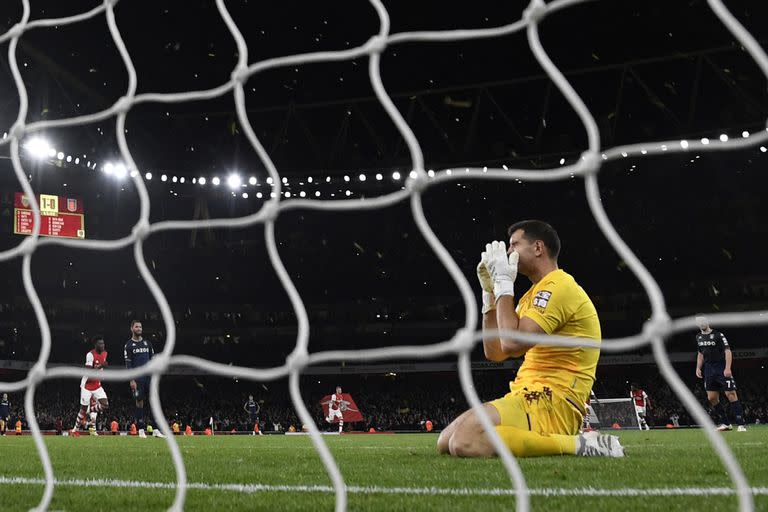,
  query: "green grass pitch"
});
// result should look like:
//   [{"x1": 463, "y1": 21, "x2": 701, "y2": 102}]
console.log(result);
[{"x1": 1, "y1": 427, "x2": 767, "y2": 511}]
